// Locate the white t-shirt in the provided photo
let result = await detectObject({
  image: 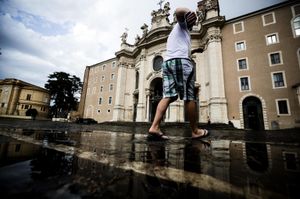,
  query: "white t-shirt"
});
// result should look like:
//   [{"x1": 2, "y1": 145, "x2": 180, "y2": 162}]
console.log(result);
[{"x1": 165, "y1": 22, "x2": 191, "y2": 61}]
